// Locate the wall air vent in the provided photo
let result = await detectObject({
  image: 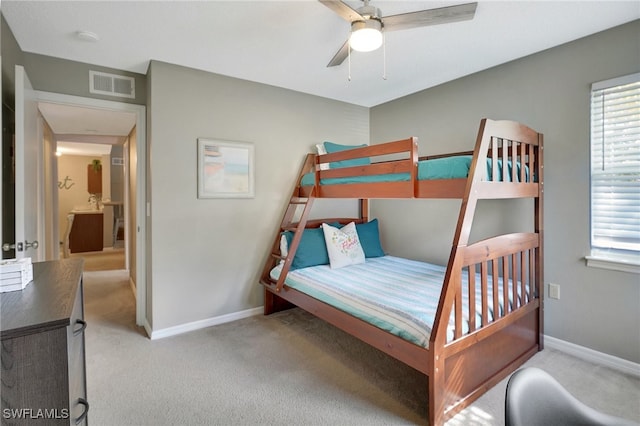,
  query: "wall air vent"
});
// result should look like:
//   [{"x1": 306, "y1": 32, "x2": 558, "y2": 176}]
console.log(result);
[
  {"x1": 112, "y1": 157, "x2": 124, "y2": 166},
  {"x1": 89, "y1": 71, "x2": 135, "y2": 99}
]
